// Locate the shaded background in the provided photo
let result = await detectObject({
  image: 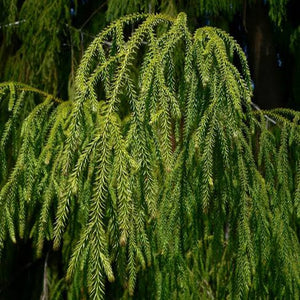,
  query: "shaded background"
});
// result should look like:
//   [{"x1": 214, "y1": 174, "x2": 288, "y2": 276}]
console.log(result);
[{"x1": 0, "y1": 0, "x2": 299, "y2": 299}]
